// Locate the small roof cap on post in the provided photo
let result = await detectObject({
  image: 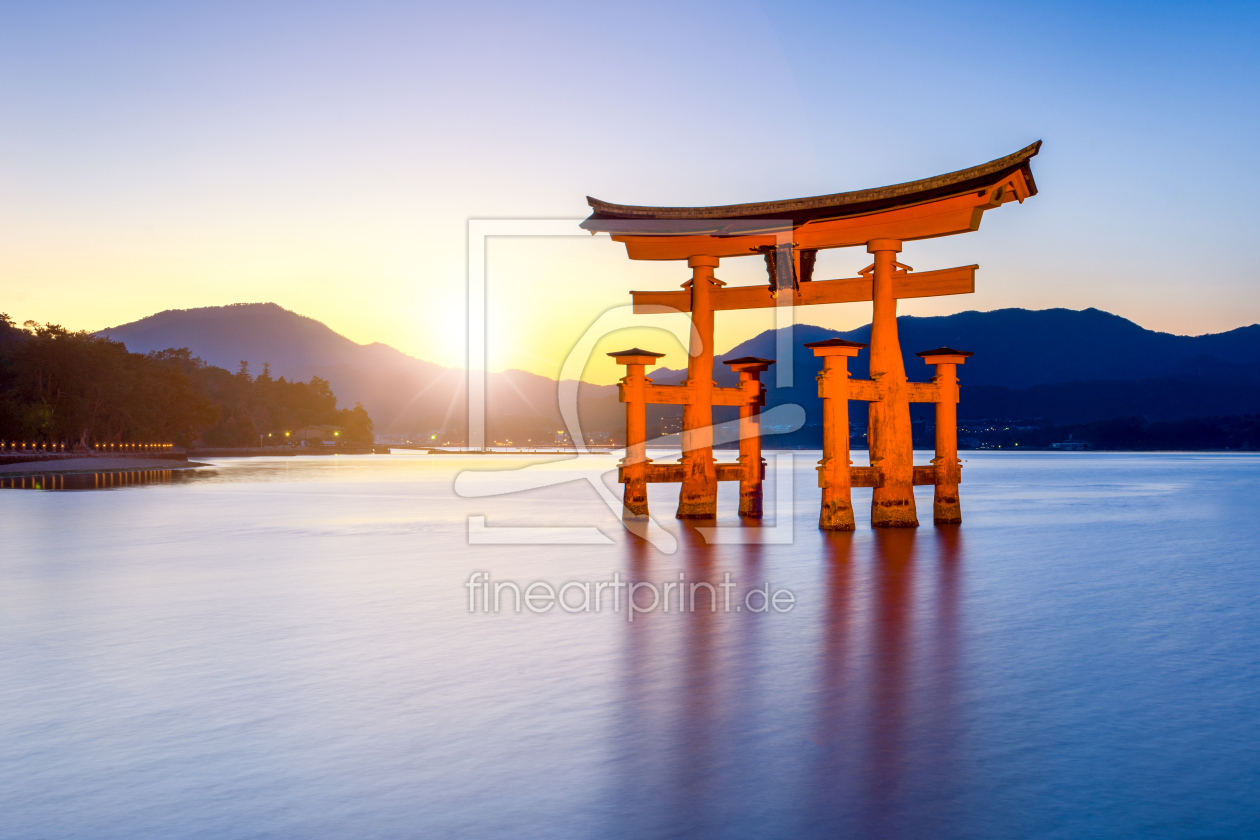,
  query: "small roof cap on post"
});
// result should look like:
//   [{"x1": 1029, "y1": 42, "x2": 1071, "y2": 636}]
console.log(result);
[
  {"x1": 722, "y1": 355, "x2": 776, "y2": 372},
  {"x1": 804, "y1": 337, "x2": 868, "y2": 358},
  {"x1": 916, "y1": 347, "x2": 973, "y2": 365},
  {"x1": 607, "y1": 348, "x2": 666, "y2": 365}
]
